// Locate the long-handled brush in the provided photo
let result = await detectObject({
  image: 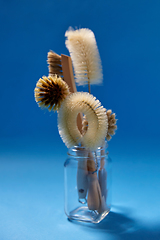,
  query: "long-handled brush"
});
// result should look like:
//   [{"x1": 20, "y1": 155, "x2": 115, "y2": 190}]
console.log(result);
[
  {"x1": 65, "y1": 28, "x2": 106, "y2": 212},
  {"x1": 65, "y1": 28, "x2": 103, "y2": 93},
  {"x1": 48, "y1": 50, "x2": 90, "y2": 202},
  {"x1": 47, "y1": 50, "x2": 82, "y2": 132}
]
